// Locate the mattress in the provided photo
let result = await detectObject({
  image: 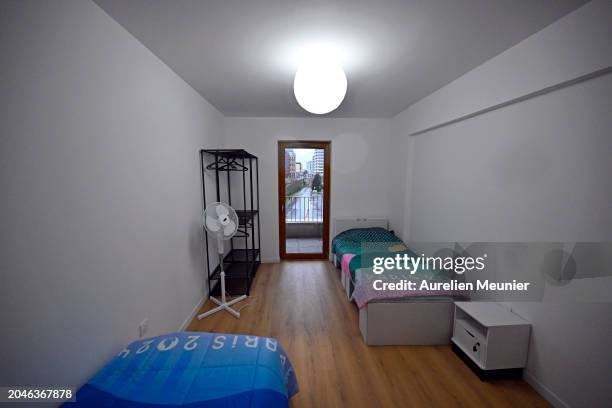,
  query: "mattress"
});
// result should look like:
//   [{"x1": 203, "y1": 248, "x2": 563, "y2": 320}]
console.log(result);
[
  {"x1": 332, "y1": 227, "x2": 407, "y2": 280},
  {"x1": 63, "y1": 332, "x2": 298, "y2": 407},
  {"x1": 352, "y1": 264, "x2": 468, "y2": 308},
  {"x1": 332, "y1": 228, "x2": 468, "y2": 307}
]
